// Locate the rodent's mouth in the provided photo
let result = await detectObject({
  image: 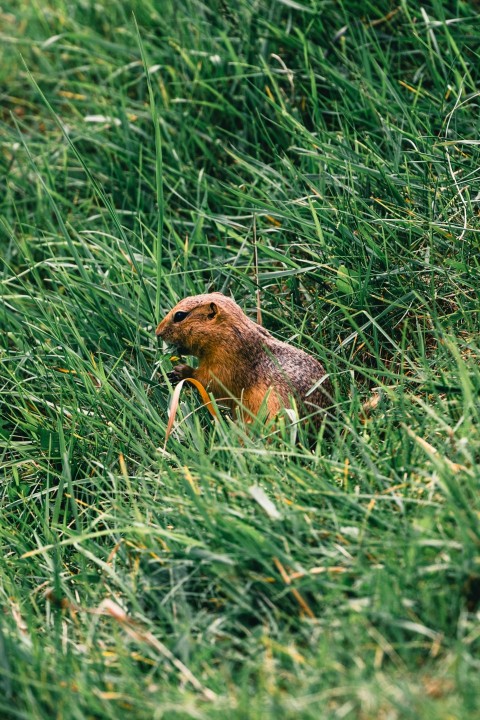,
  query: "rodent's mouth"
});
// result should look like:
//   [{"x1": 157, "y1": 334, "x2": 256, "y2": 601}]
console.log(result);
[
  {"x1": 174, "y1": 345, "x2": 189, "y2": 356},
  {"x1": 157, "y1": 331, "x2": 193, "y2": 356},
  {"x1": 161, "y1": 341, "x2": 189, "y2": 356}
]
